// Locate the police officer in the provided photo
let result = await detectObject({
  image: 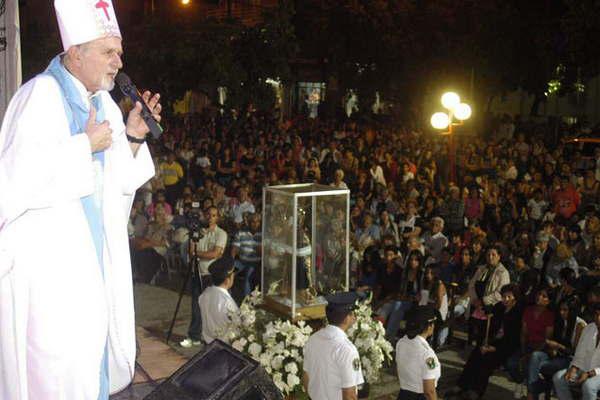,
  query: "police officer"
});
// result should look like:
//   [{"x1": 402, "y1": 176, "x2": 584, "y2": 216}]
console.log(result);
[
  {"x1": 395, "y1": 305, "x2": 441, "y2": 400},
  {"x1": 303, "y1": 292, "x2": 364, "y2": 400}
]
